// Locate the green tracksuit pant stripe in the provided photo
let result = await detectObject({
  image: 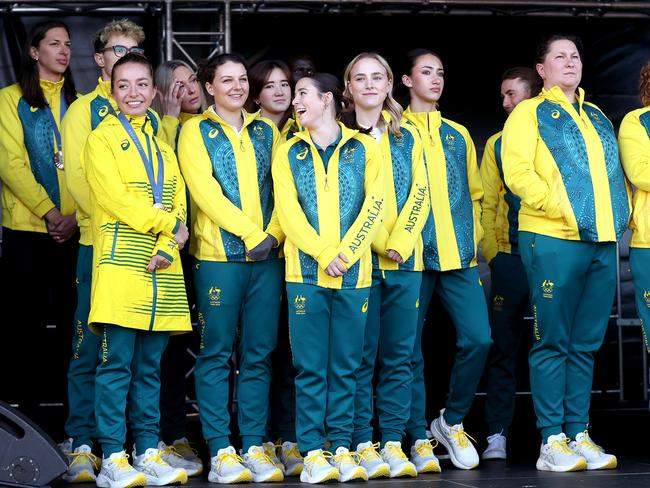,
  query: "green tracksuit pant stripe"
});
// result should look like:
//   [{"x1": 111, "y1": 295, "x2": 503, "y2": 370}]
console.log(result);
[
  {"x1": 484, "y1": 252, "x2": 530, "y2": 436},
  {"x1": 194, "y1": 259, "x2": 284, "y2": 454},
  {"x1": 407, "y1": 266, "x2": 492, "y2": 440},
  {"x1": 352, "y1": 269, "x2": 421, "y2": 447},
  {"x1": 630, "y1": 248, "x2": 650, "y2": 353},
  {"x1": 95, "y1": 325, "x2": 169, "y2": 456},
  {"x1": 287, "y1": 283, "x2": 369, "y2": 453},
  {"x1": 65, "y1": 244, "x2": 101, "y2": 449},
  {"x1": 519, "y1": 232, "x2": 616, "y2": 442}
]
